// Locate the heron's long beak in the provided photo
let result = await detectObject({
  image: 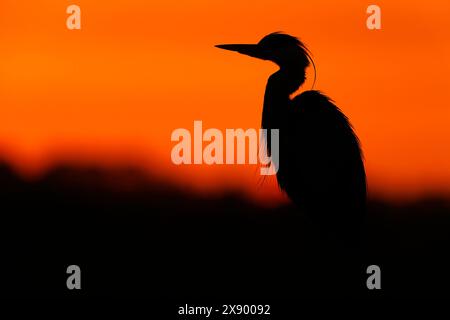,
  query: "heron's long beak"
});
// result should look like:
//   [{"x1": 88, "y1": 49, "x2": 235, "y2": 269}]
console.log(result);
[{"x1": 215, "y1": 44, "x2": 265, "y2": 59}]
